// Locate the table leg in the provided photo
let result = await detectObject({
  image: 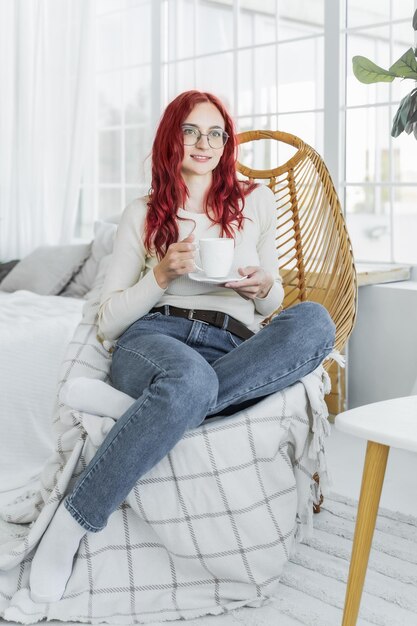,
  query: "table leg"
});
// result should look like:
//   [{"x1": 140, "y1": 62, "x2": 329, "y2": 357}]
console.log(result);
[{"x1": 341, "y1": 440, "x2": 390, "y2": 626}]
